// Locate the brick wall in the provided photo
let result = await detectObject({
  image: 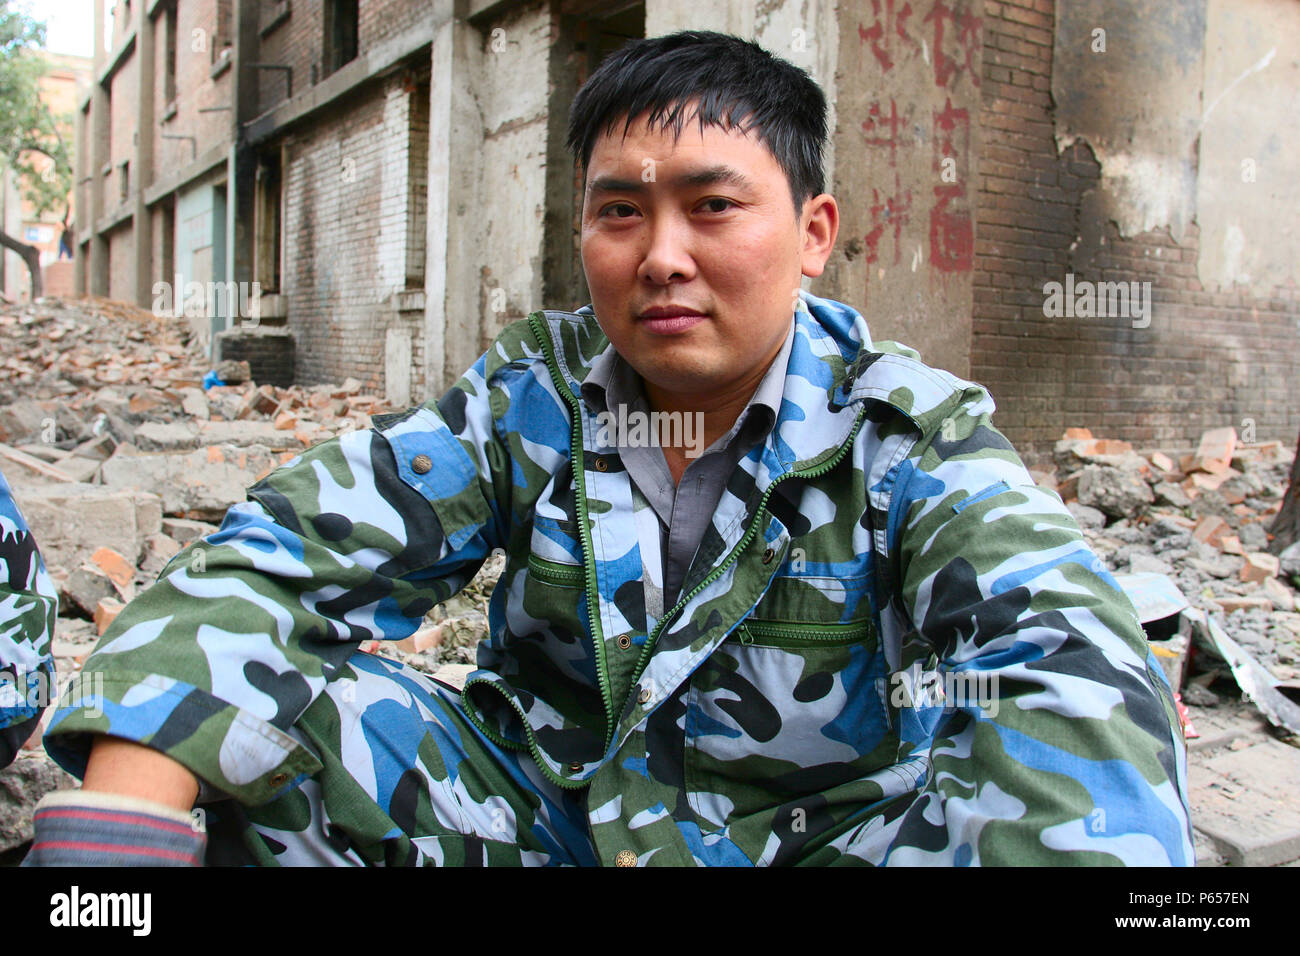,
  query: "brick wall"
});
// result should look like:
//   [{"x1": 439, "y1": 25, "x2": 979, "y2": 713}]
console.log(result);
[
  {"x1": 971, "y1": 0, "x2": 1300, "y2": 459},
  {"x1": 405, "y1": 81, "x2": 430, "y2": 289},
  {"x1": 254, "y1": 0, "x2": 428, "y2": 116},
  {"x1": 282, "y1": 76, "x2": 424, "y2": 390},
  {"x1": 108, "y1": 51, "x2": 137, "y2": 216},
  {"x1": 154, "y1": 0, "x2": 236, "y2": 174},
  {"x1": 358, "y1": 0, "x2": 430, "y2": 53},
  {"x1": 254, "y1": 0, "x2": 308, "y2": 115},
  {"x1": 107, "y1": 224, "x2": 135, "y2": 301},
  {"x1": 42, "y1": 262, "x2": 75, "y2": 297},
  {"x1": 216, "y1": 327, "x2": 295, "y2": 387}
]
